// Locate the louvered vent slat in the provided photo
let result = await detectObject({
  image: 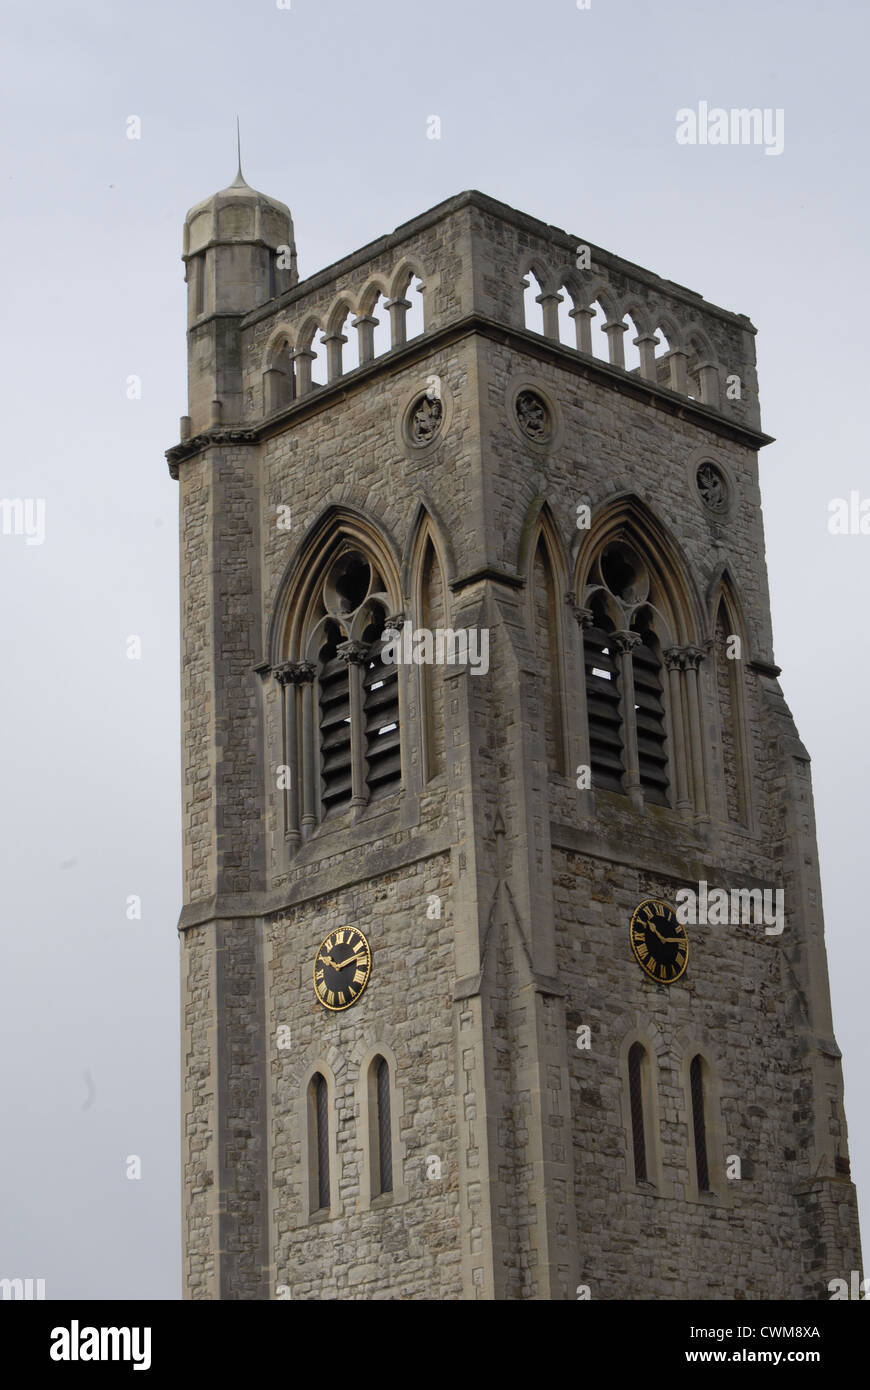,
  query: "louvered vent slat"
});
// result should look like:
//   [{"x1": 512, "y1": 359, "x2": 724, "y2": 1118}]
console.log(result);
[
  {"x1": 632, "y1": 632, "x2": 670, "y2": 807},
  {"x1": 364, "y1": 643, "x2": 400, "y2": 798},
  {"x1": 319, "y1": 637, "x2": 353, "y2": 815},
  {"x1": 584, "y1": 625, "x2": 624, "y2": 792}
]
